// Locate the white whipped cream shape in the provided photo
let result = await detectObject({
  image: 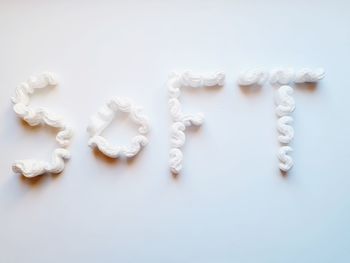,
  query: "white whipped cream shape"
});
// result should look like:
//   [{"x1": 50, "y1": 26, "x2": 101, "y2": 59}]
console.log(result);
[
  {"x1": 278, "y1": 146, "x2": 294, "y2": 172},
  {"x1": 11, "y1": 72, "x2": 73, "y2": 178},
  {"x1": 168, "y1": 71, "x2": 225, "y2": 174},
  {"x1": 87, "y1": 97, "x2": 150, "y2": 158},
  {"x1": 272, "y1": 68, "x2": 325, "y2": 172},
  {"x1": 270, "y1": 68, "x2": 297, "y2": 172},
  {"x1": 270, "y1": 68, "x2": 295, "y2": 85},
  {"x1": 13, "y1": 149, "x2": 71, "y2": 178},
  {"x1": 275, "y1": 85, "x2": 295, "y2": 172},
  {"x1": 237, "y1": 69, "x2": 268, "y2": 86},
  {"x1": 294, "y1": 68, "x2": 325, "y2": 83}
]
